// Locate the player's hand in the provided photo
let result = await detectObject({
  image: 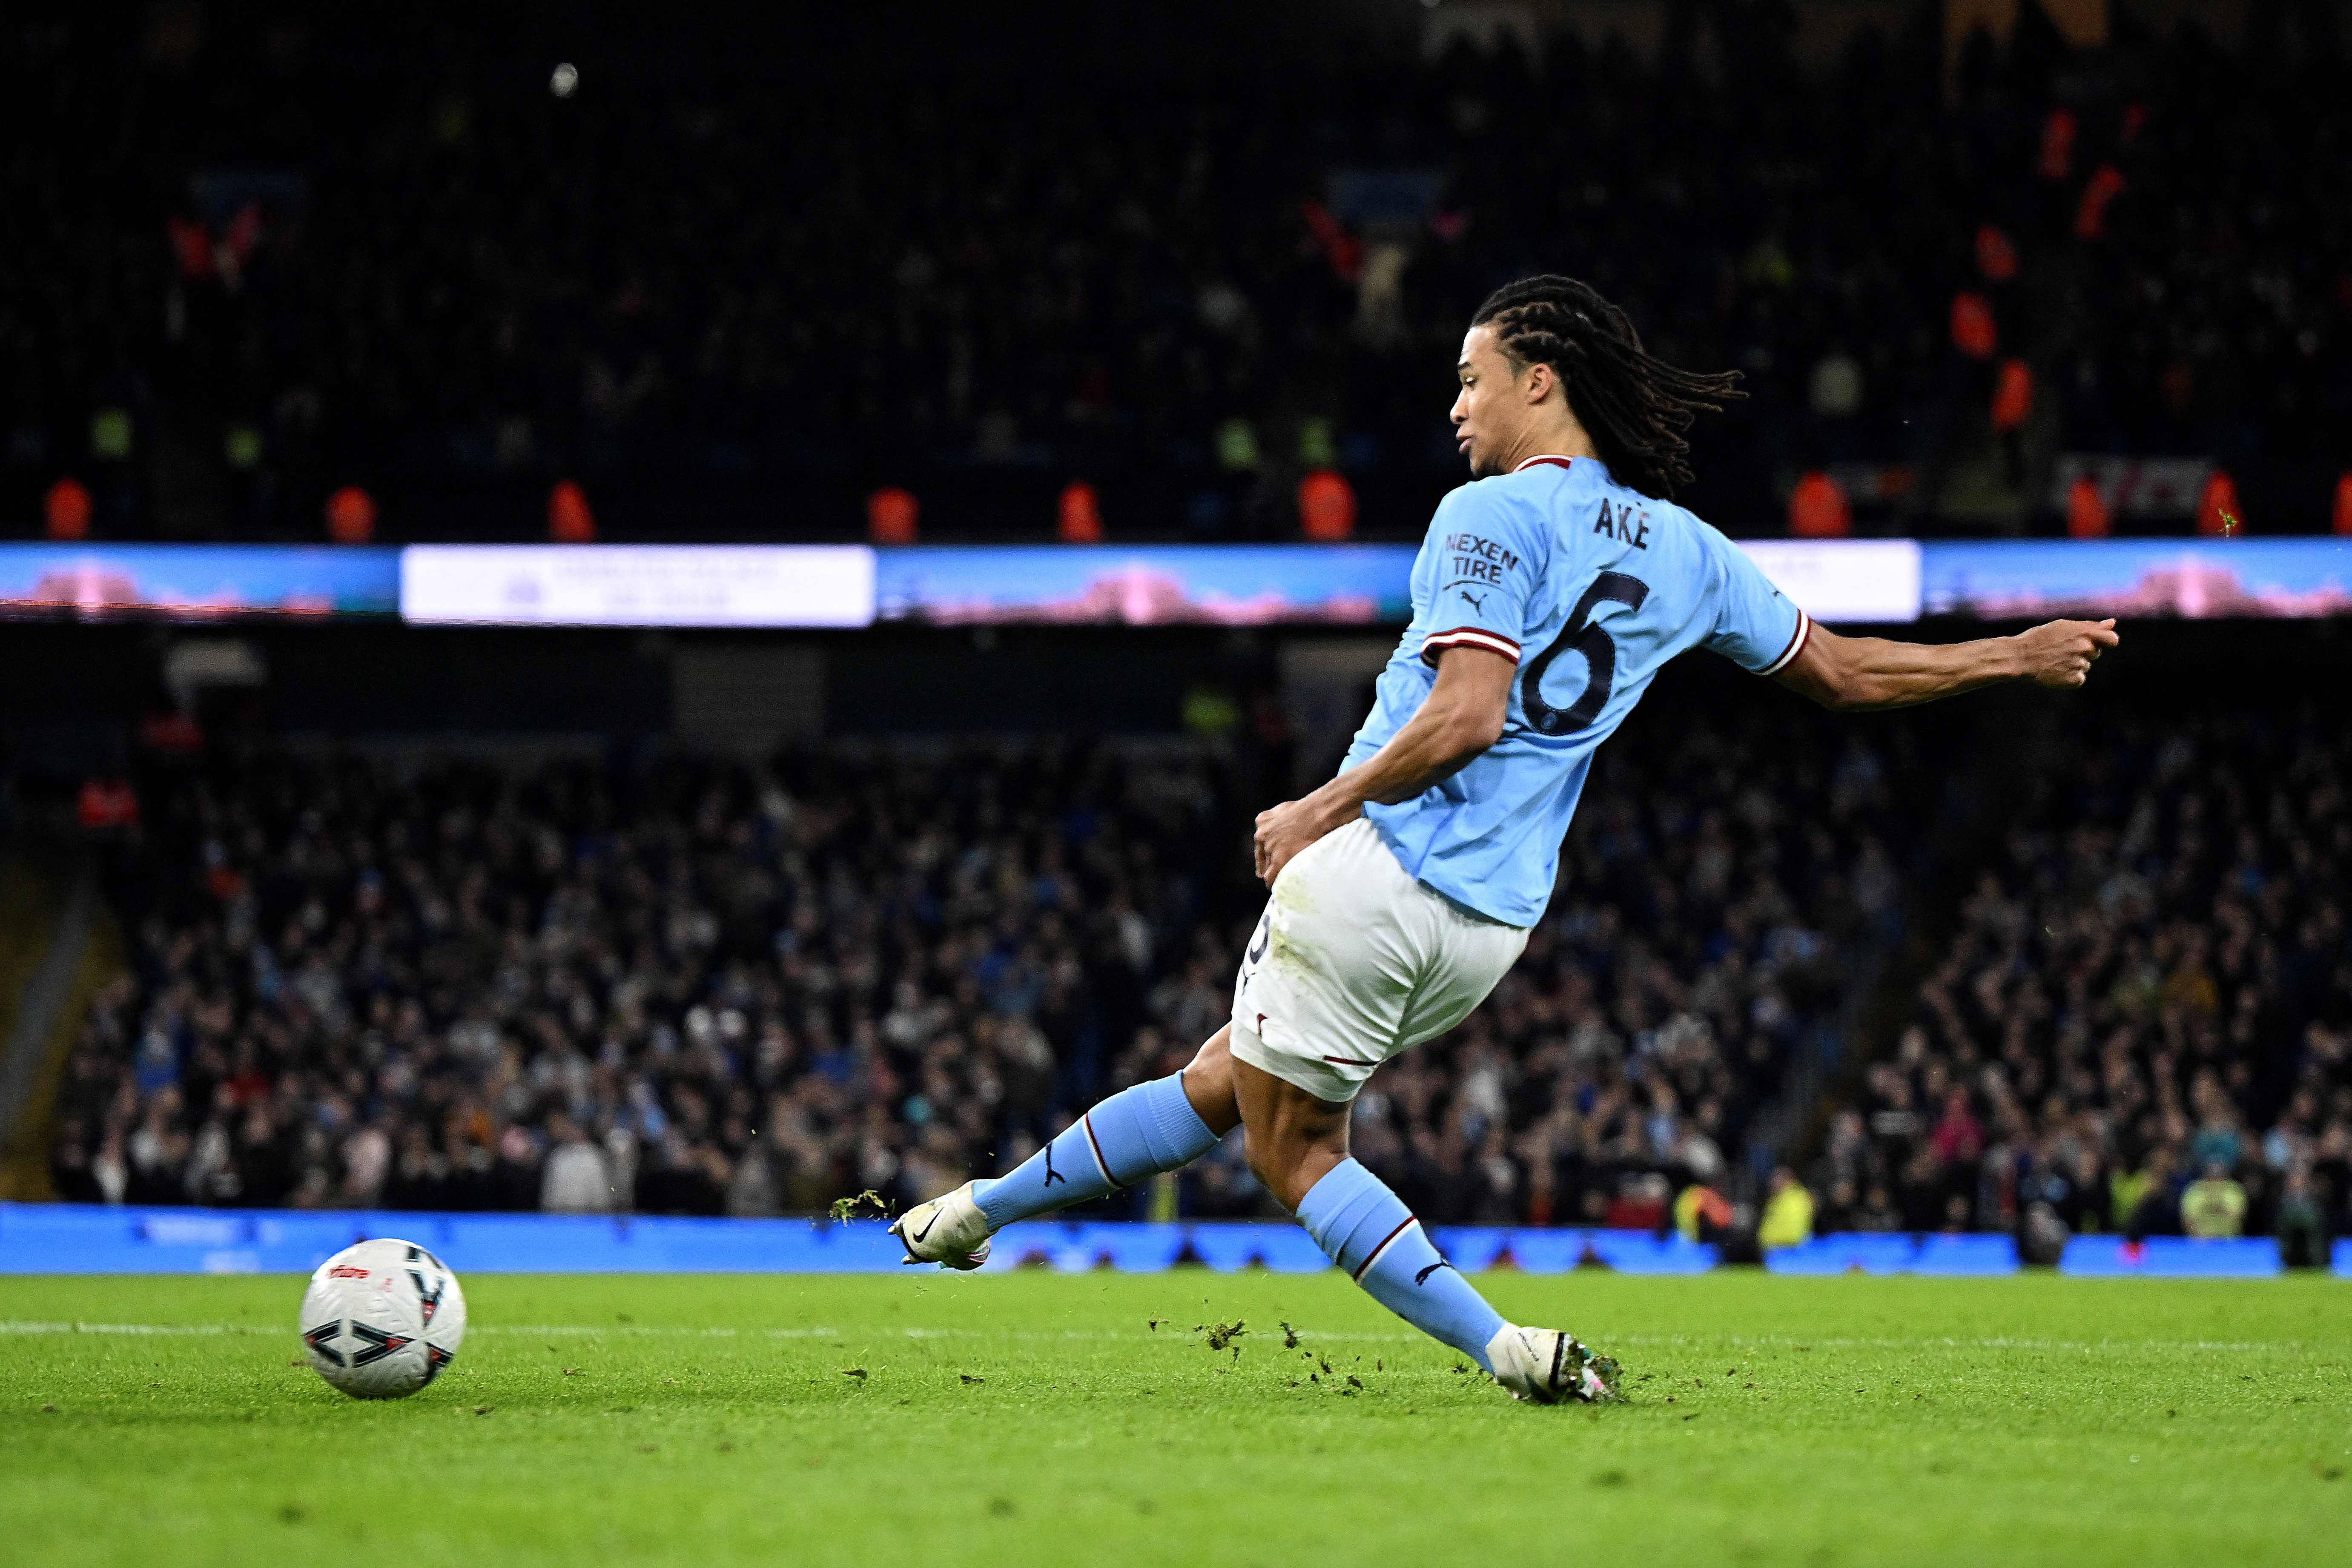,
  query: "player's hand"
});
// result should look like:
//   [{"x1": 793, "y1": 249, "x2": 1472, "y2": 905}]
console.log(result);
[
  {"x1": 1253, "y1": 797, "x2": 1345, "y2": 887},
  {"x1": 2013, "y1": 618, "x2": 2119, "y2": 688}
]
